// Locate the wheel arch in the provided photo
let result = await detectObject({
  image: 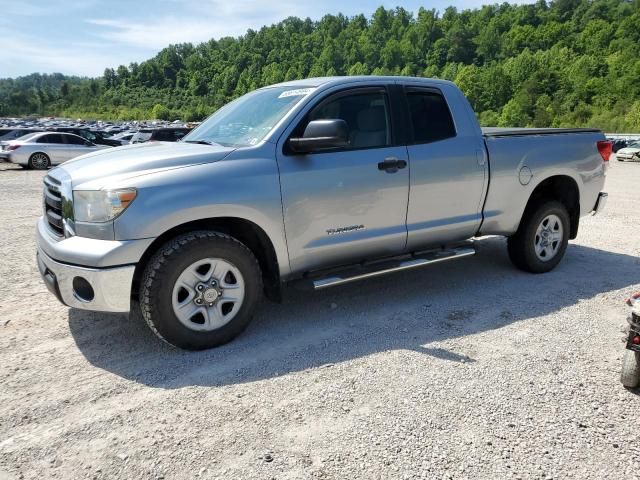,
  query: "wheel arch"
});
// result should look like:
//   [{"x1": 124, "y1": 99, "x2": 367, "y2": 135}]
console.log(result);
[
  {"x1": 132, "y1": 217, "x2": 283, "y2": 303},
  {"x1": 520, "y1": 174, "x2": 581, "y2": 239}
]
